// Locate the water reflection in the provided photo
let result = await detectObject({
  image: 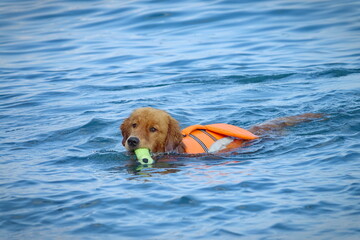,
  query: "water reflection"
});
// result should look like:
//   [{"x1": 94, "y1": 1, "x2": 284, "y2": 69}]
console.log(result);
[{"x1": 124, "y1": 152, "x2": 253, "y2": 184}]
